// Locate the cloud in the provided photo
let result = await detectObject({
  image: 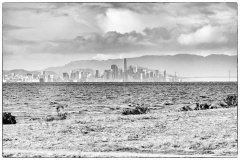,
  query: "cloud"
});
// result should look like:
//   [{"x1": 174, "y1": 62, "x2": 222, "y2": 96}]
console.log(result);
[
  {"x1": 178, "y1": 25, "x2": 228, "y2": 45},
  {"x1": 3, "y1": 2, "x2": 238, "y2": 70},
  {"x1": 23, "y1": 27, "x2": 174, "y2": 54},
  {"x1": 143, "y1": 27, "x2": 172, "y2": 42},
  {"x1": 3, "y1": 24, "x2": 33, "y2": 30},
  {"x1": 226, "y1": 2, "x2": 238, "y2": 10},
  {"x1": 92, "y1": 53, "x2": 139, "y2": 61}
]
